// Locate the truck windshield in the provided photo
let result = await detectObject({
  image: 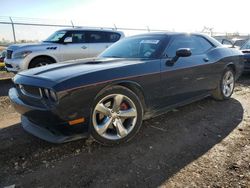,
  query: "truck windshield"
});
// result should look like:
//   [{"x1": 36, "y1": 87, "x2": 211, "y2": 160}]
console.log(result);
[
  {"x1": 44, "y1": 31, "x2": 67, "y2": 42},
  {"x1": 99, "y1": 36, "x2": 165, "y2": 59}
]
